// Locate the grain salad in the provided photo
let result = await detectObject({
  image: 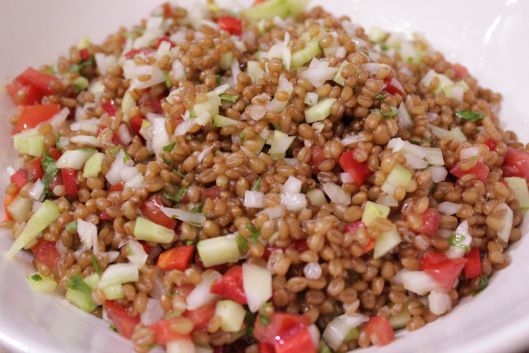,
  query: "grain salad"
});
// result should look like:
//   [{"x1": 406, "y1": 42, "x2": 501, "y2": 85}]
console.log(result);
[{"x1": 3, "y1": 1, "x2": 529, "y2": 352}]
